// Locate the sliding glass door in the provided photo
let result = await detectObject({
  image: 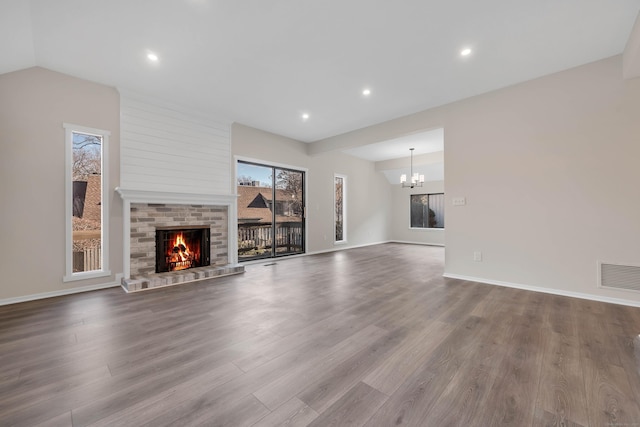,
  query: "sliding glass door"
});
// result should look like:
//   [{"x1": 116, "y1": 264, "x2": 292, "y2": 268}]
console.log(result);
[{"x1": 237, "y1": 161, "x2": 305, "y2": 261}]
